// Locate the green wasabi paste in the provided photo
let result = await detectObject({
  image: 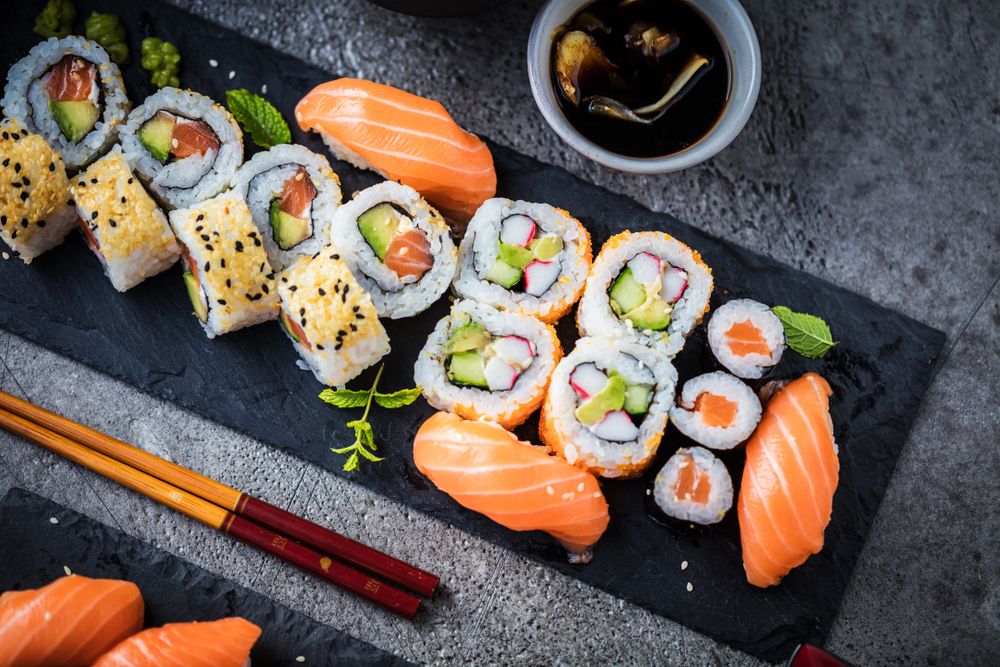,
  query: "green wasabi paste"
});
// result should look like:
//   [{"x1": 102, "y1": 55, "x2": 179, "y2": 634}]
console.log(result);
[
  {"x1": 33, "y1": 0, "x2": 77, "y2": 39},
  {"x1": 85, "y1": 12, "x2": 129, "y2": 65},
  {"x1": 141, "y1": 38, "x2": 181, "y2": 89}
]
